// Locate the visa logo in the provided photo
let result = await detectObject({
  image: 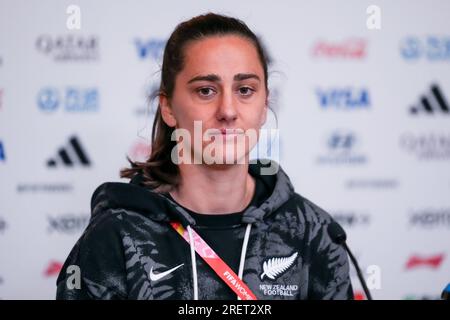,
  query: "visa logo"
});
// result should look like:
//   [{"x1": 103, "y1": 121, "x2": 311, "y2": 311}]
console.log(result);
[
  {"x1": 317, "y1": 88, "x2": 370, "y2": 109},
  {"x1": 134, "y1": 38, "x2": 166, "y2": 60}
]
